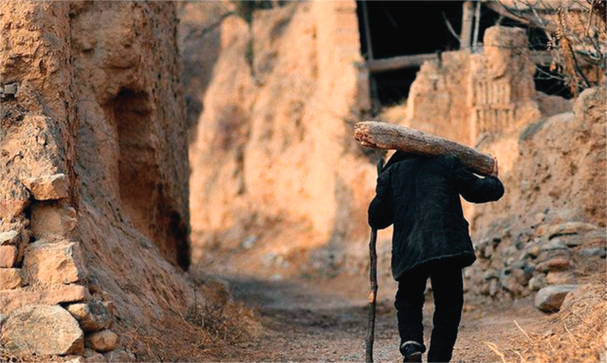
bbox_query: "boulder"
[0,285,90,315]
[64,356,86,363]
[21,173,69,200]
[104,349,135,363]
[528,274,547,291]
[0,183,30,222]
[1,304,84,355]
[84,348,108,363]
[548,222,598,239]
[0,230,20,245]
[67,299,113,332]
[85,329,118,353]
[535,257,573,272]
[0,268,23,289]
[23,240,87,285]
[546,271,577,285]
[535,285,579,312]
[0,245,18,267]
[582,228,606,245]
[579,247,607,258]
[31,203,77,239]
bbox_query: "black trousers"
[394,262,464,363]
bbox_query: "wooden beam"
[367,53,438,74]
[354,121,495,176]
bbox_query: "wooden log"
[367,53,438,74]
[354,121,495,176]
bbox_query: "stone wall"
[1,1,195,359]
[397,25,606,301]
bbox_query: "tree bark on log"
[354,121,495,176]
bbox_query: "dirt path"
[215,274,545,362]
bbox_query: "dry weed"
[186,272,263,347]
[487,285,606,363]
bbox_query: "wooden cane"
[365,158,384,363]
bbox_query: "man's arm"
[368,168,394,229]
[454,156,505,203]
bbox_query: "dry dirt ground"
[210,273,545,363]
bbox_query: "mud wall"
[1,1,195,359]
[189,1,375,277]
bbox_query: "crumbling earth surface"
[205,272,604,363]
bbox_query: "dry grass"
[486,284,606,363]
[117,271,263,362]
[187,276,263,346]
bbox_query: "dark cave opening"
[356,1,572,107]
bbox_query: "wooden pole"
[361,0,374,61]
[461,1,474,51]
[365,158,384,363]
[354,121,495,176]
[472,1,481,53]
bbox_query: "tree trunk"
[354,121,495,176]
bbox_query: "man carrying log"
[362,123,504,363]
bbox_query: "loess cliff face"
[189,1,377,277]
[1,1,196,358]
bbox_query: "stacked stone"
[466,214,606,312]
[0,174,126,362]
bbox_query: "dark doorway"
[356,1,465,106]
[356,1,573,107]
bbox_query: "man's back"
[368,153,504,280]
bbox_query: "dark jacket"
[368,152,504,280]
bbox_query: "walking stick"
[365,158,384,363]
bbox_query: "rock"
[540,239,567,251]
[67,299,113,332]
[528,274,547,291]
[3,83,18,95]
[546,271,577,285]
[85,354,108,363]
[582,228,606,245]
[535,257,573,272]
[535,285,579,312]
[482,269,499,281]
[64,356,86,363]
[31,203,78,239]
[489,279,499,297]
[548,222,598,239]
[21,173,69,200]
[1,304,84,355]
[84,348,108,363]
[0,182,30,222]
[104,349,135,363]
[0,284,90,315]
[85,329,118,352]
[0,245,18,267]
[0,230,20,245]
[558,235,584,247]
[0,268,23,289]
[579,247,607,258]
[23,240,87,285]
[523,245,541,259]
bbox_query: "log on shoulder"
[354,121,495,176]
